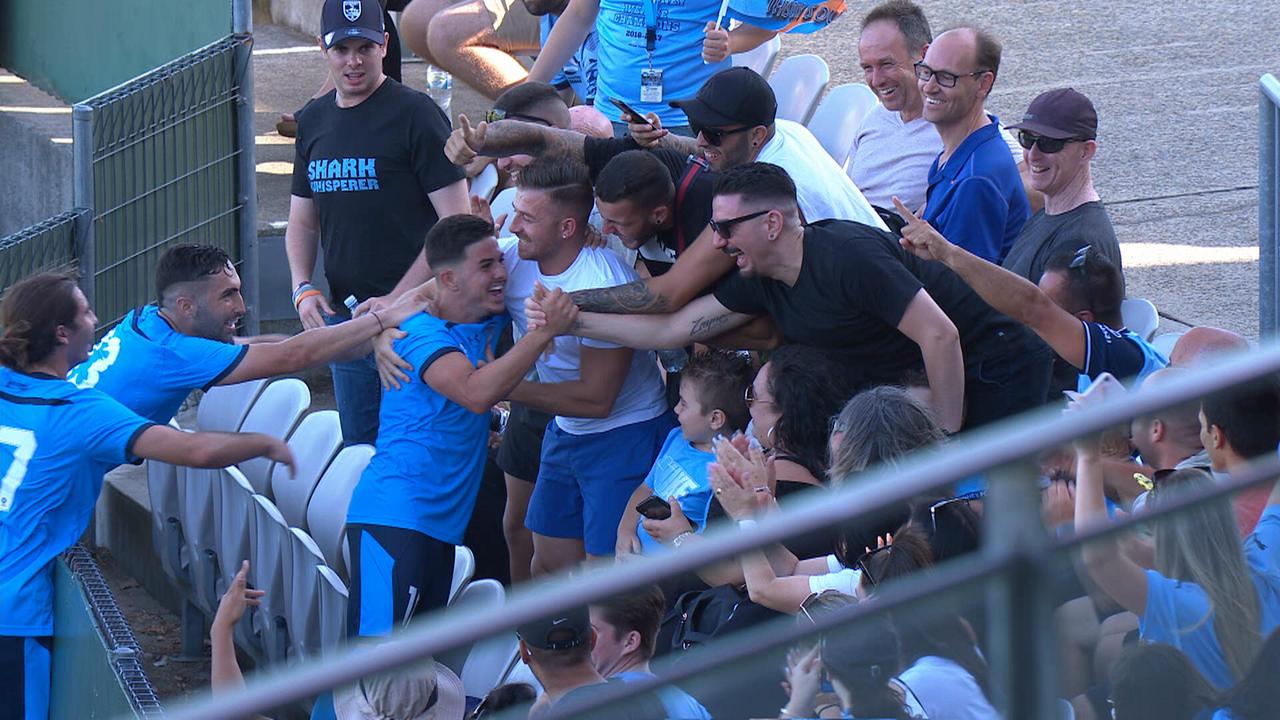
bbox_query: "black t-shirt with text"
[291,79,464,304]
[583,137,713,276]
[712,220,1030,389]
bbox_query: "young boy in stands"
[615,350,754,558]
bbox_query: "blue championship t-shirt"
[1076,321,1167,391]
[542,14,599,104]
[67,305,247,423]
[636,427,714,554]
[346,312,509,545]
[0,368,154,636]
[593,0,729,125]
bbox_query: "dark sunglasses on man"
[710,209,770,240]
[484,108,553,126]
[690,123,754,146]
[1016,130,1087,154]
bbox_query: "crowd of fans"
[4,0,1280,718]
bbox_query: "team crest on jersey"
[343,0,362,22]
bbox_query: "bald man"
[1170,326,1249,367]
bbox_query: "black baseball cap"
[517,606,591,651]
[1007,88,1097,140]
[321,0,386,49]
[670,67,777,129]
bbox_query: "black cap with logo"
[517,606,592,651]
[670,67,778,129]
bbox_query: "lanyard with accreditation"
[640,0,663,102]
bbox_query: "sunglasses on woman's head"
[928,490,985,533]
[855,544,893,588]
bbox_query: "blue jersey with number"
[0,368,154,636]
[1075,322,1167,392]
[592,0,729,125]
[346,312,509,545]
[542,14,599,104]
[67,305,247,424]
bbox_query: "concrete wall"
[256,0,324,37]
[0,71,73,238]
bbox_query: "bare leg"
[400,0,453,66]
[1093,611,1139,686]
[426,0,537,99]
[504,473,536,585]
[1054,595,1101,698]
[530,534,585,576]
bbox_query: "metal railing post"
[233,0,261,335]
[72,104,95,305]
[983,460,1058,719]
[1260,75,1280,338]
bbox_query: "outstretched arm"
[132,425,294,473]
[1075,435,1148,614]
[445,115,588,167]
[570,293,755,350]
[896,197,1089,369]
[527,0,600,83]
[570,224,736,313]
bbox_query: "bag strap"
[674,155,710,254]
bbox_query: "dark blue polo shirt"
[924,115,1030,263]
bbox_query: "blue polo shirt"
[345,312,509,545]
[924,115,1030,263]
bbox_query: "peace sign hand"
[893,196,955,265]
[445,114,488,166]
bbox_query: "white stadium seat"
[306,444,377,579]
[250,494,293,662]
[731,35,781,77]
[287,527,329,660]
[1121,298,1160,342]
[272,410,343,529]
[449,545,476,605]
[768,54,830,124]
[317,565,350,653]
[237,379,311,494]
[452,580,519,698]
[196,379,268,433]
[806,83,878,169]
[1151,331,1185,359]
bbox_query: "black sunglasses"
[485,108,553,126]
[855,544,893,588]
[692,123,754,146]
[913,60,988,88]
[1016,130,1084,154]
[928,490,985,533]
[710,209,770,239]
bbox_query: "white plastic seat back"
[238,379,311,494]
[1151,331,1185,359]
[453,580,518,698]
[249,494,292,661]
[502,654,545,696]
[490,188,517,237]
[196,379,268,432]
[287,527,328,660]
[806,83,878,169]
[731,35,781,77]
[272,410,343,528]
[449,545,476,604]
[317,565,350,653]
[768,54,830,124]
[1121,298,1160,341]
[215,468,257,600]
[178,465,222,615]
[148,420,186,584]
[307,444,377,578]
[471,163,500,202]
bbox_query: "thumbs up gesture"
[445,114,488,166]
[893,195,955,265]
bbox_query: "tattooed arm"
[445,118,587,166]
[570,223,736,313]
[571,293,755,349]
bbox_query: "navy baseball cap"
[1008,88,1098,140]
[321,0,386,49]
[517,606,591,651]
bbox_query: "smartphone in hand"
[610,97,651,127]
[635,494,672,520]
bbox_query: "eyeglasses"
[711,209,770,240]
[691,123,754,146]
[928,490,985,533]
[744,382,774,408]
[485,108,553,126]
[1016,130,1084,154]
[855,544,893,588]
[913,61,989,88]
[1068,245,1098,313]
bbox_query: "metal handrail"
[1260,72,1279,337]
[163,341,1280,720]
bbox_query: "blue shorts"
[526,412,677,556]
[0,635,52,720]
[346,524,456,639]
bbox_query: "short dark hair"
[1201,375,1280,460]
[1043,246,1125,327]
[861,0,932,54]
[154,244,232,305]
[680,350,754,433]
[494,82,566,120]
[0,271,82,370]
[595,151,675,212]
[516,155,595,220]
[424,214,495,268]
[1110,644,1217,720]
[712,162,797,209]
[591,585,666,661]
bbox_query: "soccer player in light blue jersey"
[69,244,426,425]
[0,272,294,719]
[345,215,580,634]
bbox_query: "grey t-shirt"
[1001,201,1121,282]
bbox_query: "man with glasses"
[917,27,1029,263]
[532,163,1052,432]
[898,201,1166,395]
[1001,88,1121,284]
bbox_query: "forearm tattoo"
[690,313,732,339]
[571,281,671,314]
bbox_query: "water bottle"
[426,65,453,115]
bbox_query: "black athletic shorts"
[495,402,553,482]
[346,524,456,639]
[0,635,52,720]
